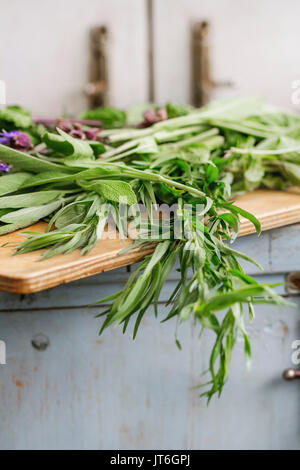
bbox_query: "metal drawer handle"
[86,26,109,108]
[283,368,300,380]
[192,21,234,106]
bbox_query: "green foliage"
[0,172,33,196]
[166,102,192,118]
[80,107,127,128]
[44,129,95,165]
[79,180,137,205]
[0,105,33,129]
[0,97,299,401]
[0,143,68,173]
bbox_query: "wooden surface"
[235,189,300,236]
[0,189,300,294]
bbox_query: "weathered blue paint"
[0,224,300,450]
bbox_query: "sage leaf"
[0,199,62,226]
[0,190,63,209]
[79,180,137,205]
[0,172,32,196]
[0,143,66,173]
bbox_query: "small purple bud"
[85,128,101,141]
[144,109,159,125]
[0,162,10,174]
[57,119,72,133]
[13,133,33,150]
[73,122,83,131]
[70,129,85,140]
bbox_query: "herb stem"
[231,145,300,155]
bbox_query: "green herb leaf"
[0,172,32,196]
[44,129,94,165]
[0,190,63,209]
[221,203,261,236]
[80,107,127,128]
[0,106,33,128]
[0,199,63,226]
[79,180,137,205]
[0,144,66,173]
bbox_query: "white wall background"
[0,0,299,116]
[153,0,300,109]
[0,0,148,116]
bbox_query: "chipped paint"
[14,380,23,388]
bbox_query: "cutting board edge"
[0,189,300,294]
[0,245,156,294]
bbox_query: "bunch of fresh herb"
[0,97,299,400]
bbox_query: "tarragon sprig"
[0,97,299,400]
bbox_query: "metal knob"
[31,334,50,352]
[282,368,300,380]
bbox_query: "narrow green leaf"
[221,203,261,235]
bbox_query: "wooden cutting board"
[0,189,300,294]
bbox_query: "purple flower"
[0,162,10,174]
[139,108,168,128]
[73,122,83,131]
[0,130,20,145]
[57,119,73,133]
[13,132,33,150]
[85,128,101,141]
[144,109,159,125]
[57,120,102,141]
[0,130,32,151]
[70,129,85,140]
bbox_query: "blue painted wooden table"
[0,224,299,450]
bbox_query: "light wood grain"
[0,189,300,294]
[235,189,300,236]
